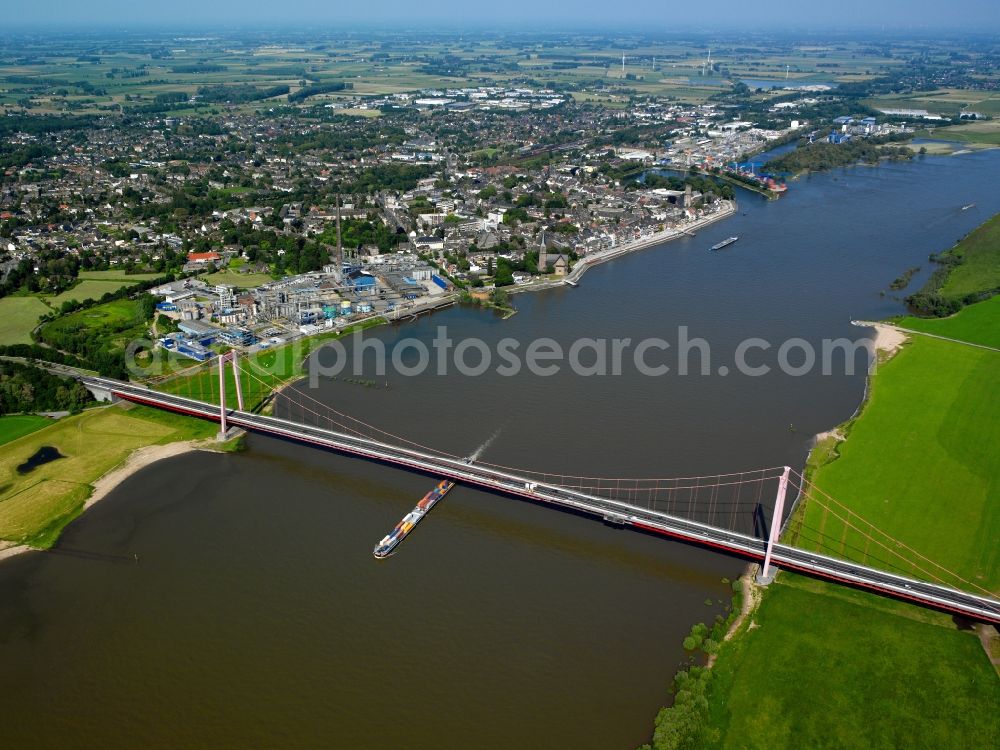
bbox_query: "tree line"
[0,360,93,415]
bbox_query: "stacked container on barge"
[373,479,455,558]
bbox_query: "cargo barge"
[373,479,455,558]
[710,236,738,251]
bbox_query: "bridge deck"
[85,375,1000,624]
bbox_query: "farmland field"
[789,334,1000,591]
[0,296,51,345]
[898,295,1000,349]
[0,34,910,116]
[0,415,54,446]
[704,575,999,750]
[44,278,153,307]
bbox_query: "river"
[1,148,999,749]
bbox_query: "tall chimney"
[335,194,343,279]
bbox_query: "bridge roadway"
[89,376,1000,625]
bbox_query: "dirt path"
[976,624,1000,676]
[706,565,762,668]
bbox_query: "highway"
[86,375,1000,624]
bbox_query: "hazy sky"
[6,0,999,30]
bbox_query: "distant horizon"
[4,0,999,33]
[3,22,1000,38]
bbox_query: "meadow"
[0,404,216,548]
[42,297,143,333]
[936,212,1000,300]
[202,269,276,288]
[898,295,1000,349]
[43,271,163,308]
[919,119,1000,146]
[0,415,53,446]
[0,296,51,345]
[704,575,999,750]
[867,89,1000,117]
[789,333,1000,592]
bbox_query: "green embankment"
[0,404,216,549]
[938,213,1000,300]
[907,212,1000,316]
[703,576,1000,750]
[788,334,1000,591]
[898,294,1000,349]
[0,415,53,446]
[648,296,1000,750]
[919,120,1000,146]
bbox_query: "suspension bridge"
[75,352,1000,624]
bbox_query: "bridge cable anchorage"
[785,470,997,598]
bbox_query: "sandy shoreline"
[0,440,206,564]
[867,323,909,356]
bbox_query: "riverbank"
[793,308,1000,591]
[0,202,740,558]
[725,309,1000,743]
[640,292,1000,748]
[696,573,1000,749]
[0,404,221,559]
[0,439,207,564]
[510,200,737,295]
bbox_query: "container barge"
[373,478,455,558]
[710,236,738,251]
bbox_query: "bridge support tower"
[216,351,247,442]
[757,466,790,585]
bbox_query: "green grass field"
[790,335,1000,592]
[867,89,1000,118]
[0,404,216,548]
[0,415,54,446]
[705,575,999,750]
[0,296,51,345]
[44,279,140,307]
[77,270,162,282]
[919,120,1000,146]
[936,213,1000,300]
[42,297,140,332]
[202,269,276,288]
[898,295,1000,349]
